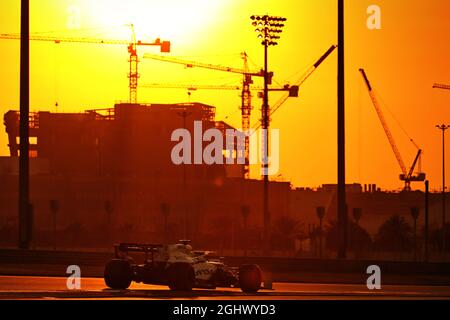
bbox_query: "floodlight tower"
[436,124,450,252]
[250,14,286,255]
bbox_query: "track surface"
[1,276,450,300]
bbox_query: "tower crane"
[433,83,450,91]
[252,45,337,130]
[0,25,171,104]
[359,68,426,191]
[143,52,280,178]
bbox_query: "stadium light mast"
[250,14,286,255]
[19,0,31,249]
[436,124,450,252]
[337,0,348,259]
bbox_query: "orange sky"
[0,0,449,191]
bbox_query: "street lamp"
[160,203,170,243]
[104,200,114,243]
[337,0,347,260]
[49,200,59,250]
[353,208,362,225]
[19,0,31,250]
[250,14,286,255]
[177,110,192,240]
[353,208,362,259]
[241,205,250,256]
[410,206,420,261]
[316,207,326,258]
[436,124,449,252]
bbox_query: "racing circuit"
[2,246,450,300]
[1,276,450,300]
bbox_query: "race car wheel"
[166,263,195,291]
[239,264,262,293]
[104,259,133,290]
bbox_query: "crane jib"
[314,45,337,69]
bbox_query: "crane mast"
[241,52,253,178]
[128,24,139,104]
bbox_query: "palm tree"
[374,215,413,252]
[325,220,372,252]
[270,216,302,252]
[210,216,233,251]
[430,224,450,252]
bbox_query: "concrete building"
[1,103,290,250]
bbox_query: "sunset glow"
[0,0,449,190]
[86,0,226,42]
[1,1,450,305]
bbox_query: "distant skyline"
[0,0,449,191]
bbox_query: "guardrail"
[2,248,450,276]
[0,249,113,266]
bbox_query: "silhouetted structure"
[2,103,290,250]
[5,103,242,179]
[1,103,448,258]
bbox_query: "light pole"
[250,14,286,255]
[436,124,449,252]
[241,205,250,256]
[160,203,170,243]
[353,208,362,225]
[425,180,430,262]
[316,207,326,258]
[19,0,31,249]
[177,110,191,240]
[49,200,59,250]
[337,0,347,260]
[410,206,420,261]
[104,200,113,243]
[353,208,362,259]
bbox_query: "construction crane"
[359,68,426,191]
[141,83,297,93]
[433,83,450,91]
[143,52,277,178]
[143,46,335,176]
[0,24,171,104]
[252,45,337,130]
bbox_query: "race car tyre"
[104,259,133,290]
[239,264,262,293]
[166,263,195,291]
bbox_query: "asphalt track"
[0,276,450,300]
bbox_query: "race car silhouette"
[104,241,262,293]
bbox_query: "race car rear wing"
[114,243,163,257]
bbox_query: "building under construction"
[1,102,291,251]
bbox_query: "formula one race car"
[104,241,262,293]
